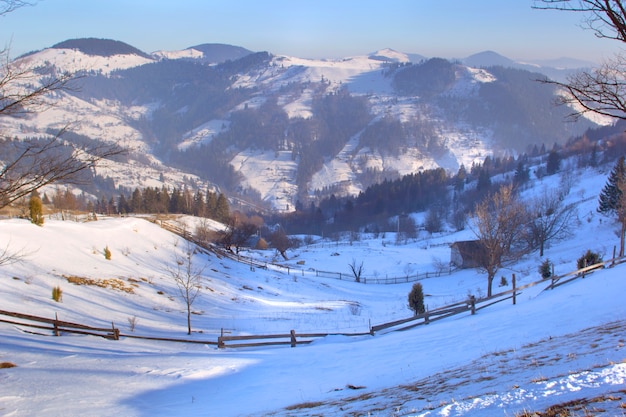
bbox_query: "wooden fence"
[2,257,622,350]
[158,219,452,285]
[0,309,120,340]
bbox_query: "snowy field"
[1,164,625,416]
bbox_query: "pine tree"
[477,168,491,192]
[598,156,626,214]
[215,193,230,223]
[513,161,530,185]
[546,148,561,175]
[598,156,626,257]
[206,191,218,217]
[454,164,466,192]
[408,282,425,316]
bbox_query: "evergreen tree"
[193,190,206,217]
[117,193,129,214]
[598,156,626,214]
[598,156,626,256]
[408,282,425,315]
[454,164,466,192]
[513,160,530,185]
[477,168,491,192]
[546,148,561,175]
[215,193,230,223]
[206,191,218,217]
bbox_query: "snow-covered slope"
[18,47,154,75]
[0,163,625,416]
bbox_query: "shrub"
[499,276,508,287]
[577,250,602,270]
[52,286,62,302]
[408,282,425,315]
[539,258,553,279]
[29,194,44,226]
[104,246,112,260]
[127,316,138,332]
[0,362,17,369]
[255,237,268,250]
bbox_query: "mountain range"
[3,38,608,211]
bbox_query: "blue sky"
[0,0,620,62]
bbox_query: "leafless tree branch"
[533,1,626,43]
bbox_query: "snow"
[18,48,154,75]
[152,48,204,61]
[1,163,626,416]
[230,149,299,211]
[178,119,230,151]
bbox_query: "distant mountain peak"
[52,38,152,59]
[368,48,411,63]
[152,43,254,64]
[463,51,514,68]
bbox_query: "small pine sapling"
[408,282,426,316]
[539,258,553,279]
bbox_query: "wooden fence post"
[512,274,516,305]
[469,295,476,315]
[111,322,119,340]
[54,312,60,336]
[424,309,430,324]
[218,328,225,348]
[612,245,617,267]
[290,330,297,347]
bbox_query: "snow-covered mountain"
[1,38,607,211]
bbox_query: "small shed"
[450,240,486,269]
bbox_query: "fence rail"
[0,309,120,340]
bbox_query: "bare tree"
[533,1,626,43]
[0,2,124,209]
[527,187,578,257]
[348,258,364,283]
[0,1,30,16]
[219,214,258,254]
[268,227,292,260]
[165,239,205,335]
[0,240,31,266]
[471,184,529,297]
[533,1,626,120]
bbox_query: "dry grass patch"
[284,401,325,411]
[515,391,626,417]
[0,362,17,368]
[64,275,135,293]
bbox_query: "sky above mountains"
[0,0,620,63]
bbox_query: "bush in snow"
[539,258,553,279]
[576,250,602,270]
[408,282,425,316]
[52,286,62,302]
[104,246,112,260]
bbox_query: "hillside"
[0,39,605,211]
[1,159,625,416]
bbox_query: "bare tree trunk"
[619,218,626,258]
[187,306,191,335]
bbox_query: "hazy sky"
[0,0,621,62]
